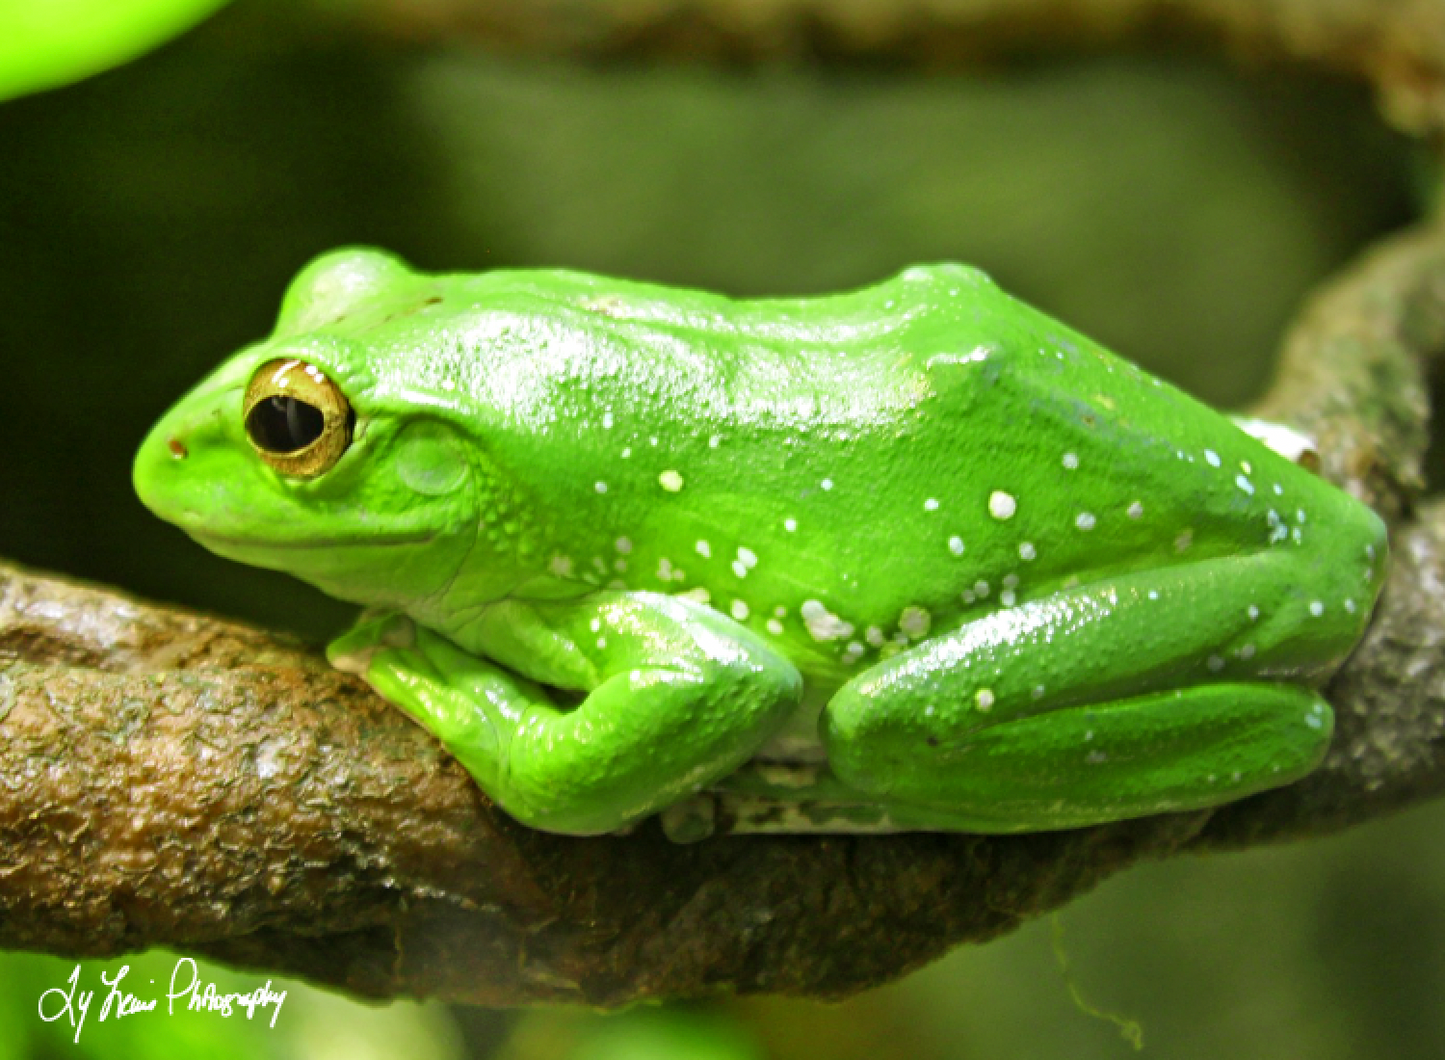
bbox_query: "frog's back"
[355,259,1377,687]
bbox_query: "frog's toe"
[326,612,416,675]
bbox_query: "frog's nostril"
[167,436,188,459]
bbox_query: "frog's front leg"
[823,551,1360,831]
[329,592,803,835]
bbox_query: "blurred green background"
[1,0,1441,1056]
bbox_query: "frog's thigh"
[822,555,1339,829]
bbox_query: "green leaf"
[0,0,231,102]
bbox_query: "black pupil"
[246,396,325,453]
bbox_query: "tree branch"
[4,215,1445,1004]
[344,0,1445,134]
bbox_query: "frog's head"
[134,249,492,610]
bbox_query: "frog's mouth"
[189,529,437,551]
[186,526,453,598]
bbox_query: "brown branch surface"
[3,217,1445,1004]
[342,0,1445,133]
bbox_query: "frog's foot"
[328,593,803,836]
[328,613,533,791]
[822,552,1348,832]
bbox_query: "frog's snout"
[133,393,236,524]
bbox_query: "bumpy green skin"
[134,248,1389,838]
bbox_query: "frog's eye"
[243,358,354,477]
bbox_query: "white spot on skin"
[679,587,711,605]
[550,556,574,577]
[774,605,787,618]
[1175,529,1194,552]
[843,641,866,662]
[900,606,931,639]
[1000,590,1017,607]
[1019,542,1037,561]
[989,491,1017,520]
[961,590,976,605]
[865,625,885,647]
[1033,685,1046,700]
[1344,598,1357,614]
[1075,512,1096,531]
[975,689,995,712]
[821,478,834,491]
[737,547,758,569]
[596,637,607,649]
[657,558,675,581]
[659,470,684,492]
[602,411,614,429]
[595,481,608,493]
[1148,590,1159,600]
[924,498,940,511]
[1310,600,1324,616]
[1062,452,1079,470]
[974,581,990,598]
[732,560,748,578]
[766,618,784,635]
[1296,509,1307,524]
[1086,751,1108,764]
[948,536,965,556]
[801,600,854,642]
[621,447,632,459]
[1239,644,1256,660]
[1208,655,1225,672]
[731,600,750,621]
[1002,574,1019,590]
[614,559,627,572]
[784,518,798,533]
[1273,484,1283,495]
[590,618,601,633]
[1127,501,1144,519]
[1205,450,1222,467]
[615,537,632,554]
[1241,461,1252,474]
[696,540,711,558]
[1305,712,1324,730]
[708,434,721,448]
[1236,474,1255,496]
[1248,605,1260,621]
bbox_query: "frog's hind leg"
[821,551,1356,832]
